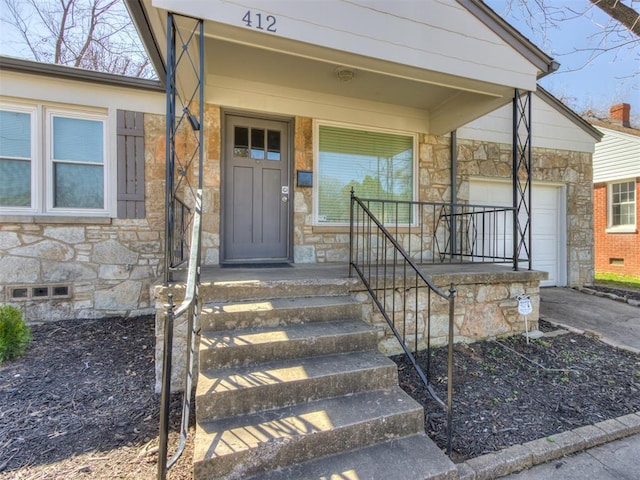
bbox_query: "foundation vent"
[8,285,72,301]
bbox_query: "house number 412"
[242,11,277,32]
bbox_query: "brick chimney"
[610,103,631,128]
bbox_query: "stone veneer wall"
[455,139,594,286]
[0,113,167,322]
[354,271,545,357]
[292,119,593,286]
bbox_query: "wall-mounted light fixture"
[184,107,200,131]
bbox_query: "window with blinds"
[316,124,415,224]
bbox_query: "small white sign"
[517,295,533,315]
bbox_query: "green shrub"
[0,305,31,363]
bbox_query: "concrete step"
[196,350,399,421]
[200,295,364,332]
[193,388,425,480]
[199,319,378,370]
[245,434,456,480]
[197,276,361,303]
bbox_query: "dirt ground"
[1,298,639,478]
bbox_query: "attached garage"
[469,179,567,287]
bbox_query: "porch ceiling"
[204,26,515,134]
[133,1,536,134]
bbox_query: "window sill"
[605,226,637,234]
[0,215,113,225]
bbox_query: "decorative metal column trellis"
[512,89,533,271]
[164,13,204,283]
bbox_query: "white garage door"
[469,181,565,287]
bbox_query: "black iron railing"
[349,191,456,454]
[350,197,519,270]
[158,189,202,480]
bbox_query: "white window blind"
[317,125,414,224]
[0,109,32,207]
[51,115,105,209]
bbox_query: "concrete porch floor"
[172,262,542,285]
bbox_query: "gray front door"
[222,115,290,262]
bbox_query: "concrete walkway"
[540,287,640,354]
[457,287,640,480]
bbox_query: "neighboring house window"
[0,102,108,215]
[316,123,415,225]
[609,180,636,229]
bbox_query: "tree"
[500,0,639,67]
[591,0,640,37]
[0,0,154,79]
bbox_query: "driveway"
[540,287,640,354]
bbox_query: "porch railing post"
[164,12,176,284]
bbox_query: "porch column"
[164,13,205,283]
[512,90,533,271]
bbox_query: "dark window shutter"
[117,110,145,219]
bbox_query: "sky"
[485,0,639,118]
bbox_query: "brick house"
[590,104,640,277]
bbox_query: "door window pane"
[317,125,414,224]
[267,130,281,161]
[234,126,249,157]
[251,128,265,160]
[54,163,104,208]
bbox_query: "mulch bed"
[0,315,193,480]
[393,319,640,462]
[1,305,638,477]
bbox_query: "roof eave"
[0,55,164,92]
[124,0,166,86]
[537,87,604,142]
[457,0,558,79]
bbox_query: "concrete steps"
[193,278,455,479]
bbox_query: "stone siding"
[0,113,167,322]
[354,271,545,356]
[292,121,594,286]
[456,139,594,286]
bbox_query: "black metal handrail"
[158,189,202,480]
[349,191,456,454]
[351,197,519,270]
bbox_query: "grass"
[594,272,640,291]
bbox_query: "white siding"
[592,127,640,183]
[458,93,598,153]
[153,0,539,90]
[0,71,165,115]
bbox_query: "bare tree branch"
[590,0,640,36]
[0,0,154,78]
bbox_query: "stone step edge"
[195,351,399,420]
[200,318,375,349]
[199,319,377,368]
[193,388,425,478]
[244,434,456,480]
[203,294,364,309]
[457,411,640,480]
